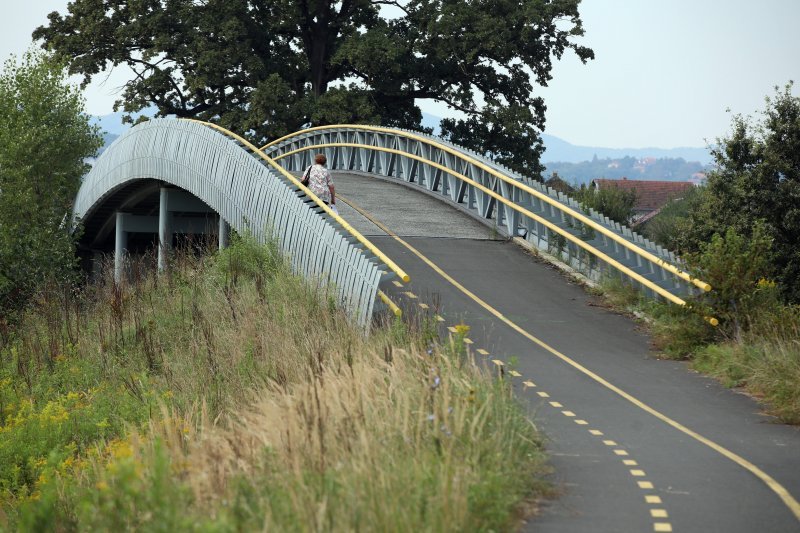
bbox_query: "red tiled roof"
[592,179,694,212]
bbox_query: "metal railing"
[75,119,403,328]
[262,125,713,313]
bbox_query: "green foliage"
[0,50,102,315]
[687,223,778,338]
[574,183,637,225]
[693,333,800,424]
[212,232,284,285]
[34,0,593,176]
[2,240,548,529]
[640,185,705,250]
[680,83,800,302]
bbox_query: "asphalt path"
[333,172,800,533]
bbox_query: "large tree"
[33,0,593,176]
[0,51,102,314]
[679,83,800,303]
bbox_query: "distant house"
[591,178,695,225]
[545,174,574,194]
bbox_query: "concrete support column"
[158,187,171,271]
[218,216,230,250]
[114,212,127,283]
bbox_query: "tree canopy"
[33,0,593,176]
[0,51,102,314]
[679,83,800,303]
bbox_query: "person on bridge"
[302,153,337,214]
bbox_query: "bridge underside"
[77,179,228,278]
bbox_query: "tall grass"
[1,237,547,530]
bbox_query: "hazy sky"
[2,1,798,148]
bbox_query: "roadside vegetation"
[0,50,101,319]
[0,237,547,530]
[599,84,800,424]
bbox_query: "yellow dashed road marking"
[447,326,457,333]
[418,302,429,309]
[650,509,668,518]
[574,419,588,425]
[624,460,638,466]
[630,469,646,477]
[562,411,576,417]
[654,523,673,532]
[603,440,618,446]
[614,449,629,456]
[477,348,489,355]
[509,370,522,377]
[537,391,550,398]
[589,429,604,436]
[491,359,504,367]
[645,495,663,504]
[435,315,445,322]
[463,338,474,344]
[638,481,654,489]
[338,196,800,523]
[523,380,536,388]
[549,402,563,408]
[392,280,404,288]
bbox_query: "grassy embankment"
[0,237,547,530]
[596,277,800,424]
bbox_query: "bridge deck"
[335,171,800,533]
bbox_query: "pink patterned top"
[305,164,333,204]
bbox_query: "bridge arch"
[75,119,402,328]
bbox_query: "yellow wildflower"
[454,323,470,336]
[108,438,133,460]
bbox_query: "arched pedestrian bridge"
[75,118,800,532]
[76,118,708,328]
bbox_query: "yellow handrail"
[377,289,402,317]
[274,142,695,308]
[185,119,410,283]
[262,124,711,293]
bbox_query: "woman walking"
[302,153,336,213]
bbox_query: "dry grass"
[4,237,547,531]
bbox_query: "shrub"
[687,223,778,339]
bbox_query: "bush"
[575,183,636,225]
[640,186,705,250]
[0,50,102,317]
[681,83,800,303]
[687,223,778,339]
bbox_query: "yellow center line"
[336,193,800,523]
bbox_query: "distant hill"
[421,112,712,166]
[543,156,706,186]
[540,133,713,166]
